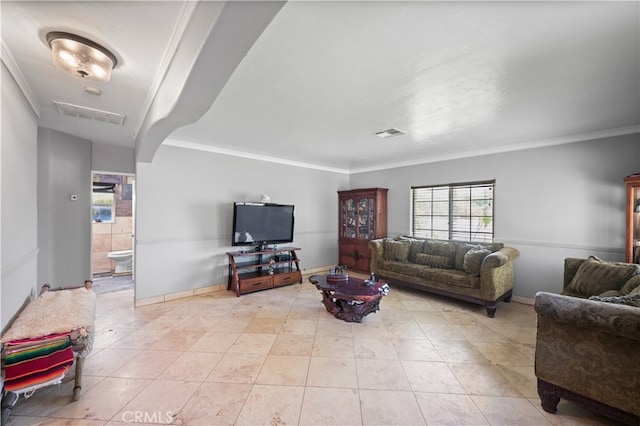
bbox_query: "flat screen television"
[232,202,295,249]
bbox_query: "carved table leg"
[320,291,381,323]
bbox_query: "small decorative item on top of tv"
[232,202,295,250]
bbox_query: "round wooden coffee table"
[308,274,390,323]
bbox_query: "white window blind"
[411,180,494,242]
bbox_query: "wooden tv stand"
[226,247,302,296]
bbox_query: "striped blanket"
[3,334,74,395]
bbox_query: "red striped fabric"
[3,364,73,392]
[4,345,74,380]
[3,334,75,393]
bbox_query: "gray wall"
[92,143,135,174]
[2,50,638,325]
[37,129,93,287]
[134,144,349,300]
[1,64,39,330]
[350,135,640,298]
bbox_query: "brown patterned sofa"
[534,256,640,425]
[368,237,519,317]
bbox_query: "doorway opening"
[91,171,135,295]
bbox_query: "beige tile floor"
[6,273,621,425]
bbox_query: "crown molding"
[349,125,640,174]
[1,40,41,117]
[165,125,639,175]
[163,138,350,174]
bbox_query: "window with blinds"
[411,180,494,242]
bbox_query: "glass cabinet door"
[342,197,357,239]
[357,197,376,240]
[625,175,640,264]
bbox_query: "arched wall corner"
[135,0,286,164]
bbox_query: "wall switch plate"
[70,194,78,201]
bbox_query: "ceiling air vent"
[53,101,126,126]
[375,128,406,138]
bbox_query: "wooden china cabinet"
[338,188,388,273]
[624,174,640,263]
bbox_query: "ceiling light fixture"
[46,31,118,82]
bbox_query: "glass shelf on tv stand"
[226,247,302,296]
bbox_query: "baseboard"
[302,266,332,275]
[133,266,332,307]
[511,295,535,305]
[135,283,226,307]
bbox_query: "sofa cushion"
[462,246,491,276]
[620,273,640,295]
[588,293,640,307]
[420,267,480,289]
[598,290,622,297]
[567,256,640,297]
[383,239,410,262]
[415,253,452,269]
[423,241,455,267]
[560,288,584,298]
[380,260,425,276]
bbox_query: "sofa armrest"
[483,247,519,268]
[479,247,519,300]
[534,291,640,341]
[368,239,385,273]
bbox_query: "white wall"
[135,144,349,300]
[350,135,640,298]
[1,64,39,330]
[37,129,92,287]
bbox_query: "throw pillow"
[567,256,640,297]
[415,253,453,269]
[588,293,640,307]
[620,273,640,295]
[383,239,411,262]
[398,237,425,262]
[462,246,491,276]
[455,244,476,270]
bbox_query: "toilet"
[107,250,133,274]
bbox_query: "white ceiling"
[3,1,639,173]
[2,1,189,147]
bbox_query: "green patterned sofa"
[368,237,520,317]
[534,256,640,425]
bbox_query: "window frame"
[410,180,495,242]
